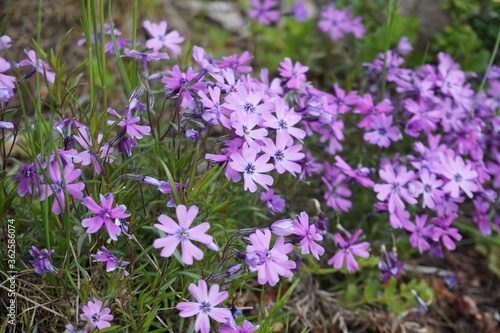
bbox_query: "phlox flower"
[224,85,273,118]
[374,164,417,213]
[292,212,324,259]
[245,229,296,286]
[91,246,129,275]
[260,189,285,215]
[334,155,374,188]
[331,83,358,114]
[81,193,131,241]
[435,192,464,217]
[261,136,304,176]
[247,0,280,25]
[404,214,434,253]
[229,143,274,193]
[19,49,55,83]
[231,111,268,144]
[11,163,39,196]
[198,86,223,124]
[353,93,393,130]
[416,170,444,209]
[176,280,232,333]
[262,97,306,146]
[80,300,113,330]
[363,114,402,148]
[318,6,365,40]
[29,246,56,274]
[0,85,14,102]
[73,128,114,175]
[322,174,352,212]
[431,213,462,251]
[396,36,413,55]
[39,162,85,215]
[328,229,370,272]
[143,20,184,54]
[278,57,308,90]
[269,219,294,236]
[153,205,212,265]
[473,198,491,236]
[216,51,253,74]
[436,151,478,198]
[107,107,151,140]
[292,1,308,22]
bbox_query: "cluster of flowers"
[247,1,365,41]
[4,2,498,330]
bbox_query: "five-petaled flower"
[153,205,213,265]
[176,280,232,333]
[29,246,56,274]
[327,229,370,272]
[80,300,113,330]
[81,193,131,241]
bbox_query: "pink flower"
[229,143,274,193]
[19,49,55,83]
[261,136,304,176]
[81,193,131,240]
[431,214,462,251]
[363,114,402,148]
[245,229,296,286]
[143,20,184,55]
[176,280,232,333]
[153,205,212,265]
[292,212,324,259]
[278,57,308,90]
[374,164,417,213]
[39,162,85,215]
[404,215,434,253]
[107,107,151,140]
[436,151,478,198]
[80,300,113,330]
[247,0,280,25]
[262,97,306,146]
[327,229,370,272]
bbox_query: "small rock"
[457,295,479,317]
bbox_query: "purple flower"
[473,198,491,236]
[278,57,308,90]
[176,280,232,333]
[81,193,131,241]
[143,20,184,55]
[185,129,200,141]
[153,205,213,265]
[261,137,304,176]
[229,143,274,193]
[363,114,402,148]
[0,35,12,49]
[404,214,434,253]
[29,246,56,274]
[396,36,413,55]
[11,163,39,196]
[73,129,114,175]
[269,219,294,236]
[18,49,55,83]
[39,162,85,215]
[91,246,129,275]
[431,213,462,251]
[374,164,417,213]
[219,320,260,333]
[334,155,374,188]
[216,51,253,74]
[292,1,308,22]
[260,189,285,215]
[79,300,113,330]
[247,0,280,25]
[107,107,151,140]
[436,151,478,198]
[327,229,370,272]
[245,229,296,286]
[0,85,14,102]
[318,6,365,40]
[416,170,444,209]
[322,173,352,212]
[262,97,305,147]
[292,212,324,259]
